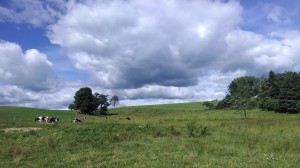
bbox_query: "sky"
[0,0,300,109]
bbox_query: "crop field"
[0,103,300,168]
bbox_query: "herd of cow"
[34,116,82,124]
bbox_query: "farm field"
[0,103,300,168]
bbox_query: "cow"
[44,116,49,123]
[35,116,58,124]
[72,118,82,122]
[35,116,45,122]
[49,117,59,124]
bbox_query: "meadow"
[0,103,299,168]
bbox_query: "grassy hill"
[0,103,300,167]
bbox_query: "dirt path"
[3,127,42,133]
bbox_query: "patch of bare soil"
[3,127,42,133]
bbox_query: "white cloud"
[263,3,292,24]
[2,0,300,109]
[0,83,80,109]
[122,85,195,100]
[222,30,300,73]
[47,0,243,89]
[45,0,300,107]
[0,40,54,90]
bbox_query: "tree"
[222,76,260,118]
[277,72,300,113]
[258,71,300,113]
[216,94,232,109]
[258,74,279,111]
[203,101,215,110]
[94,93,110,115]
[231,84,251,118]
[110,95,119,108]
[68,103,76,110]
[74,87,97,115]
[232,96,257,119]
[220,71,300,114]
[228,76,260,97]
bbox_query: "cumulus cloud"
[106,69,246,104]
[0,83,80,109]
[222,30,300,74]
[2,0,300,108]
[48,0,243,89]
[45,0,300,104]
[0,40,54,90]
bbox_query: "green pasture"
[0,104,299,168]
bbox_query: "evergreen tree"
[219,71,300,114]
[268,71,280,98]
[258,74,279,111]
[277,72,300,113]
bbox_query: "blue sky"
[0,0,299,109]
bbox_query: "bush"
[259,97,279,111]
[216,95,232,109]
[187,122,197,137]
[203,101,215,110]
[186,122,213,137]
[169,126,181,136]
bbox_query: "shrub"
[186,122,213,137]
[203,101,215,110]
[169,125,181,136]
[187,122,197,137]
[259,97,279,111]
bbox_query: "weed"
[187,122,198,137]
[169,125,181,136]
[186,122,213,137]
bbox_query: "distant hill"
[0,102,211,123]
[121,102,207,111]
[0,106,76,123]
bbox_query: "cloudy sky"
[0,0,299,109]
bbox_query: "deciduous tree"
[110,95,119,108]
[74,87,97,114]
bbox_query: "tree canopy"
[217,71,300,114]
[110,95,119,108]
[74,87,97,115]
[68,103,76,110]
[72,87,117,115]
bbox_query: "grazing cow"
[44,116,49,123]
[35,116,58,124]
[35,116,44,122]
[126,117,131,120]
[49,117,59,124]
[72,118,82,122]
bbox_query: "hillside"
[0,104,299,167]
[0,106,76,124]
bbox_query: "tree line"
[214,71,300,114]
[68,87,119,115]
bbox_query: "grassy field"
[0,103,299,168]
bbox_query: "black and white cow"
[35,116,50,122]
[49,117,59,124]
[35,116,45,122]
[72,118,82,122]
[44,116,49,123]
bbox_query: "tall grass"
[0,105,299,167]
